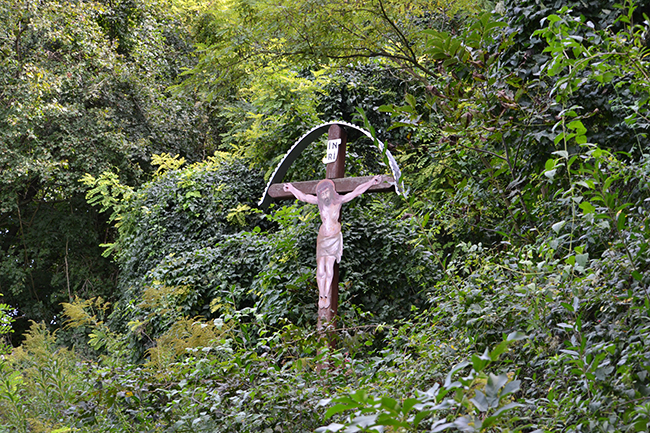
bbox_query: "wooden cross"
[266,125,395,334]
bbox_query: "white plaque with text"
[322,139,341,164]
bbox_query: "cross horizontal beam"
[267,175,396,201]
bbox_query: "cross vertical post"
[318,125,347,335]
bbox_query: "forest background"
[2,0,650,431]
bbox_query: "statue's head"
[316,179,336,204]
[316,179,335,194]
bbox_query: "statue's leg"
[316,256,327,307]
[316,256,336,309]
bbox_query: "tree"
[0,0,209,339]
[178,0,480,99]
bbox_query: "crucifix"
[266,125,396,334]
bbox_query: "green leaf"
[444,361,469,387]
[470,390,488,411]
[506,331,528,341]
[380,396,399,412]
[405,93,416,108]
[402,398,420,414]
[617,211,627,231]
[579,201,596,214]
[546,14,562,24]
[375,414,409,428]
[325,403,357,419]
[412,410,432,427]
[487,402,524,422]
[552,220,566,233]
[560,302,574,313]
[568,120,587,135]
[489,341,509,360]
[471,353,488,373]
[545,158,557,171]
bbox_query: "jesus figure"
[283,175,382,311]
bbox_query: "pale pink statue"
[283,175,382,310]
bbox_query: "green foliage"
[114,155,265,280]
[214,65,331,166]
[531,1,650,153]
[0,303,13,355]
[318,332,527,433]
[180,0,480,100]
[174,0,485,175]
[5,1,650,433]
[0,0,212,337]
[93,155,436,356]
[0,322,88,433]
[81,171,135,225]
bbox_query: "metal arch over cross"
[259,122,406,335]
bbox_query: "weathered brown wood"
[268,175,395,200]
[325,124,347,179]
[317,126,348,337]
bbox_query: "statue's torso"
[318,202,341,237]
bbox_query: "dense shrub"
[83,154,437,359]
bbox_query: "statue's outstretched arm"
[283,183,319,204]
[341,175,382,203]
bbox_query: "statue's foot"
[319,295,330,309]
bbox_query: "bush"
[83,154,437,360]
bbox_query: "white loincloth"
[316,231,343,263]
